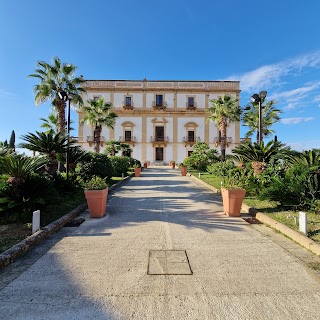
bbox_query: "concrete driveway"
[1,167,320,319]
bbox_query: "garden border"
[0,174,134,270]
[188,173,320,257]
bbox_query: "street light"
[250,91,267,143]
[58,90,74,180]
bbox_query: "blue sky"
[1,0,320,151]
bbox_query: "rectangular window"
[188,131,195,142]
[125,96,132,107]
[188,151,193,157]
[188,97,194,108]
[156,95,163,107]
[125,130,132,142]
[155,126,164,141]
[93,96,100,101]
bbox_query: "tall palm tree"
[81,98,118,153]
[242,98,281,143]
[40,110,74,135]
[208,94,241,161]
[28,57,86,133]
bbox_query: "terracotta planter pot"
[147,161,150,166]
[144,163,148,169]
[221,188,246,217]
[171,163,175,169]
[181,166,187,176]
[84,188,108,218]
[134,167,141,177]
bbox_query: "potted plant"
[133,164,141,177]
[180,163,187,176]
[220,176,246,217]
[143,162,148,169]
[170,161,176,169]
[84,175,108,218]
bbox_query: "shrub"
[207,160,236,177]
[109,156,131,177]
[83,175,107,190]
[0,173,56,222]
[75,152,114,182]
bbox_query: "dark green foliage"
[109,156,131,177]
[51,172,78,194]
[183,142,219,171]
[207,160,236,177]
[75,152,114,182]
[9,130,15,150]
[259,164,320,211]
[3,140,8,147]
[0,173,56,222]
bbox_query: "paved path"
[1,167,320,319]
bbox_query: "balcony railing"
[119,136,137,146]
[240,138,252,144]
[182,136,201,146]
[213,137,232,147]
[122,101,134,110]
[186,102,197,110]
[152,101,167,110]
[86,136,106,147]
[150,136,170,146]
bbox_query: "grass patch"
[191,171,320,243]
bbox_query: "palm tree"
[242,98,281,143]
[231,140,287,175]
[81,98,118,153]
[40,110,74,135]
[19,131,70,175]
[28,57,86,133]
[208,94,241,161]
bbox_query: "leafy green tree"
[242,98,281,143]
[81,98,118,153]
[183,142,219,171]
[3,140,8,147]
[28,57,86,133]
[208,94,241,161]
[9,130,15,150]
[104,140,122,156]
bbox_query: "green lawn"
[189,171,320,243]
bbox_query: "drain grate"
[243,217,262,224]
[148,250,193,275]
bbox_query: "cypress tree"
[9,130,15,150]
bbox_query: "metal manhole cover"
[243,217,262,224]
[148,250,193,275]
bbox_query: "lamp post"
[58,90,74,180]
[250,91,267,143]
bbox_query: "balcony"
[86,136,106,147]
[213,137,232,147]
[152,101,167,110]
[150,136,170,147]
[240,138,252,144]
[183,136,201,147]
[119,136,137,146]
[186,102,197,110]
[122,101,134,110]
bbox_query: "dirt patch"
[0,224,32,254]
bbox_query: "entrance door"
[155,147,164,161]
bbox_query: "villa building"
[77,79,241,164]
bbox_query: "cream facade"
[78,80,241,164]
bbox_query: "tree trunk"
[94,125,102,153]
[56,100,66,133]
[256,130,259,143]
[220,118,227,161]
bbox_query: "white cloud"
[280,117,315,124]
[228,50,320,92]
[314,95,320,102]
[0,89,14,97]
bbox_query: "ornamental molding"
[151,117,168,124]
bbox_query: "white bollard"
[199,172,201,178]
[299,211,307,235]
[122,173,124,178]
[32,210,40,234]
